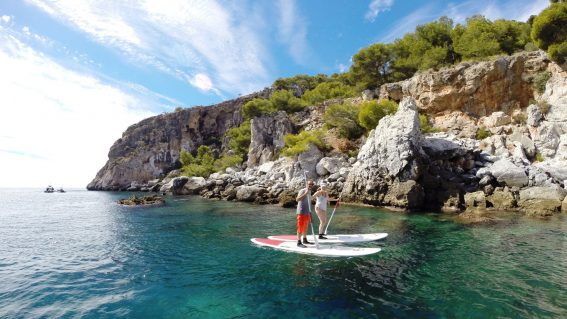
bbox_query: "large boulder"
[159,176,189,194]
[342,97,423,207]
[297,143,324,180]
[518,186,567,216]
[180,177,207,194]
[235,185,267,202]
[479,111,511,128]
[488,158,528,188]
[486,188,517,210]
[421,133,477,160]
[316,156,348,176]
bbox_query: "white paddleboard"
[267,233,388,244]
[251,238,381,257]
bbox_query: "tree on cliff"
[349,43,392,90]
[531,1,567,63]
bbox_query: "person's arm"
[312,189,322,198]
[296,188,307,201]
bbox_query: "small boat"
[57,188,65,193]
[44,185,55,193]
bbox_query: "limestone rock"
[181,177,207,194]
[421,133,477,160]
[527,104,542,127]
[486,189,517,210]
[378,51,548,117]
[383,180,424,209]
[342,97,423,207]
[464,191,486,209]
[247,111,294,167]
[297,143,324,180]
[508,131,536,158]
[488,158,528,187]
[236,185,267,202]
[518,186,567,216]
[159,176,189,194]
[480,111,511,128]
[315,156,348,176]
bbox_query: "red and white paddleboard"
[268,233,388,244]
[250,238,381,257]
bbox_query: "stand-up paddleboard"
[268,233,388,244]
[251,238,381,257]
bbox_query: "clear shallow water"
[0,189,566,318]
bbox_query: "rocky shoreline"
[88,51,567,219]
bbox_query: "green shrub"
[548,41,567,64]
[476,127,492,140]
[324,103,364,139]
[213,154,243,172]
[531,2,567,63]
[242,98,274,119]
[533,71,552,94]
[358,99,398,130]
[419,114,441,134]
[301,81,357,105]
[534,153,545,162]
[538,100,550,115]
[226,120,251,158]
[281,129,328,157]
[180,145,214,177]
[174,106,184,112]
[270,90,306,113]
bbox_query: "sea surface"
[0,188,566,319]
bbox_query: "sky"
[0,0,549,188]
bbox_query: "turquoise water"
[0,189,566,318]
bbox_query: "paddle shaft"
[303,172,319,249]
[324,196,341,235]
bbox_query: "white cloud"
[0,33,157,188]
[1,15,11,24]
[444,0,548,24]
[25,0,272,96]
[22,26,30,35]
[190,73,214,92]
[277,0,313,65]
[365,0,394,22]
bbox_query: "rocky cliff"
[89,51,567,218]
[87,89,270,190]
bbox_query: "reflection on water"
[0,189,566,318]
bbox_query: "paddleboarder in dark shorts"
[296,179,315,248]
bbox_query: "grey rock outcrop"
[488,158,528,188]
[247,111,294,167]
[342,97,423,208]
[518,186,567,216]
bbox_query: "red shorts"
[296,214,311,234]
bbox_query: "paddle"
[303,171,319,249]
[324,195,341,235]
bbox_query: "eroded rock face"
[247,111,294,167]
[378,51,548,117]
[342,97,423,208]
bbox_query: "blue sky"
[0,0,549,187]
